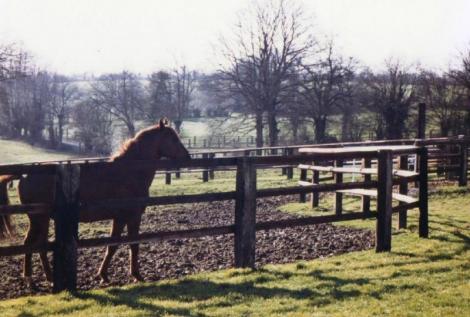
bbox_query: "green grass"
[0,139,76,164]
[0,185,469,316]
[150,168,301,196]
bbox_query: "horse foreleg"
[22,220,36,284]
[39,252,52,283]
[127,213,143,282]
[97,219,125,283]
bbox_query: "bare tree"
[146,71,174,123]
[361,60,417,140]
[91,71,144,137]
[218,0,315,147]
[451,48,470,94]
[450,47,470,133]
[419,71,465,136]
[45,74,80,146]
[298,41,356,143]
[172,65,196,133]
[73,98,113,154]
[0,47,35,137]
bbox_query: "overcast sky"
[1,0,469,75]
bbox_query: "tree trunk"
[126,122,136,137]
[341,112,351,142]
[267,111,278,147]
[314,117,327,143]
[58,115,64,144]
[440,121,450,137]
[48,125,57,148]
[174,120,182,134]
[255,111,263,147]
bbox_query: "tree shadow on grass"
[67,265,430,315]
[69,279,320,317]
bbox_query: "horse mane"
[111,124,164,162]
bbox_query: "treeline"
[208,0,470,147]
[0,47,197,154]
[1,0,470,154]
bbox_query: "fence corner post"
[376,150,393,252]
[419,147,429,238]
[234,157,257,268]
[53,163,80,293]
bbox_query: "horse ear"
[159,117,169,128]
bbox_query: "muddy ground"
[0,196,374,299]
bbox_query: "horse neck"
[113,135,161,163]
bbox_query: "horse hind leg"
[23,216,51,286]
[97,218,125,284]
[23,222,36,286]
[127,213,143,282]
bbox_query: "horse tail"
[0,175,19,240]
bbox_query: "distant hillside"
[0,139,77,164]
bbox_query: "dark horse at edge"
[0,119,190,285]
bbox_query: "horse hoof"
[24,277,36,289]
[96,273,109,284]
[131,274,144,283]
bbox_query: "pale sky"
[1,0,469,75]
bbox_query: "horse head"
[155,118,190,160]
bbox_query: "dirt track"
[0,196,374,299]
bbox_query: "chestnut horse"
[0,119,190,284]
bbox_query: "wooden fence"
[0,142,439,293]
[169,136,470,185]
[14,136,469,186]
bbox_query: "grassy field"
[0,183,468,316]
[0,139,76,164]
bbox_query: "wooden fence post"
[175,168,181,179]
[418,147,429,238]
[53,163,80,293]
[398,155,408,229]
[234,157,257,268]
[376,150,393,252]
[209,153,215,180]
[458,141,468,187]
[362,158,371,216]
[165,170,172,185]
[334,159,343,216]
[282,148,287,175]
[311,160,320,208]
[299,168,307,203]
[202,153,209,182]
[286,148,294,179]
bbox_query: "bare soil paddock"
[0,196,374,299]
